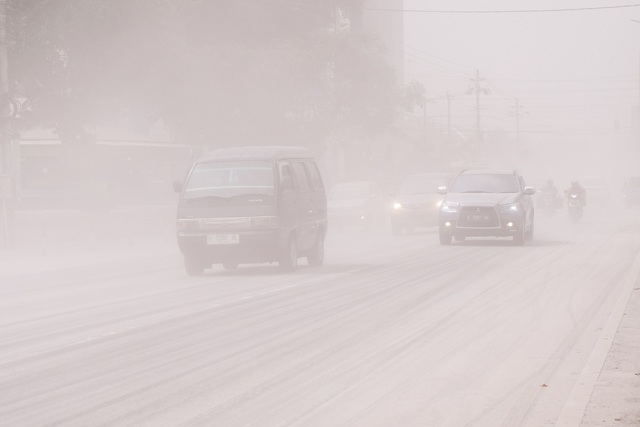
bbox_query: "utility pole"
[0,0,12,249]
[467,69,490,158]
[629,20,640,161]
[423,94,427,132]
[515,98,520,152]
[475,69,481,145]
[509,98,528,162]
[447,92,451,135]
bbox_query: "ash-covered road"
[1,208,638,426]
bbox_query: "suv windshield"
[184,161,275,201]
[449,173,519,193]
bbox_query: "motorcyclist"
[541,180,559,198]
[566,180,587,206]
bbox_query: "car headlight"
[500,203,520,212]
[440,202,459,213]
[393,202,403,210]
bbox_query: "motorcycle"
[567,192,584,222]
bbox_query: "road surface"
[1,207,638,426]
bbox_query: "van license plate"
[207,234,240,245]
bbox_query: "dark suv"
[438,169,536,245]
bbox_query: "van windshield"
[184,161,275,200]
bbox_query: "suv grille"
[458,206,500,228]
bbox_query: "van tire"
[279,236,297,272]
[184,255,205,276]
[307,231,325,267]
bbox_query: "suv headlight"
[500,203,520,212]
[440,202,459,213]
[393,202,403,210]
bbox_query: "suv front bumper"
[439,207,525,238]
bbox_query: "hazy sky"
[404,0,640,137]
[400,0,640,180]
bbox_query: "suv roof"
[459,169,517,175]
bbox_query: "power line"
[364,4,640,14]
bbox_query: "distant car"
[390,172,452,234]
[438,169,536,245]
[622,176,640,208]
[327,181,386,228]
[577,176,608,206]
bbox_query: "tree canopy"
[7,0,419,149]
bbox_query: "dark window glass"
[291,162,310,191]
[305,161,324,190]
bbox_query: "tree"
[6,0,406,154]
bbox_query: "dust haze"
[2,1,637,256]
[2,3,640,425]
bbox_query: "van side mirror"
[437,186,447,195]
[172,180,183,193]
[524,186,536,195]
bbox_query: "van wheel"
[279,236,297,272]
[184,255,205,276]
[307,231,325,267]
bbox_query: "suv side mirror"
[437,186,447,195]
[172,180,183,193]
[524,186,536,195]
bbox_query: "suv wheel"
[512,227,525,246]
[439,230,453,245]
[526,220,534,242]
